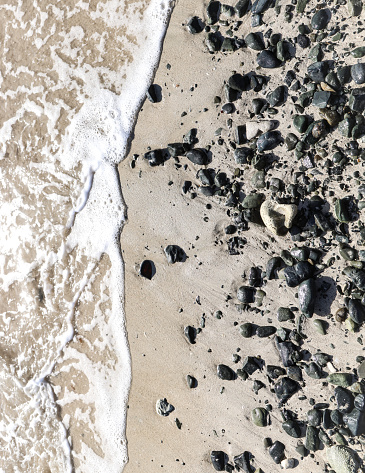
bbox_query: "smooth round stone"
[252,407,268,427]
[187,375,198,388]
[298,278,316,318]
[285,133,298,151]
[187,16,204,34]
[240,322,253,338]
[277,307,295,322]
[211,451,228,471]
[304,362,322,379]
[245,32,265,50]
[256,50,281,68]
[351,63,365,84]
[311,8,331,30]
[140,260,155,279]
[256,130,282,152]
[313,319,326,335]
[237,286,256,303]
[307,408,322,427]
[217,364,235,380]
[222,103,235,114]
[269,441,285,464]
[293,115,308,134]
[228,73,249,92]
[282,420,302,438]
[256,325,276,337]
[186,148,209,165]
[242,193,265,209]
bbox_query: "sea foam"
[0,0,171,471]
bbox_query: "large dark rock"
[344,408,365,436]
[234,147,253,164]
[335,386,355,413]
[217,364,235,380]
[348,299,365,324]
[256,50,282,68]
[228,73,250,92]
[311,8,331,30]
[282,420,302,438]
[307,61,330,82]
[352,63,365,84]
[275,376,299,402]
[245,32,265,51]
[284,261,313,287]
[164,245,186,263]
[269,441,285,464]
[206,1,221,24]
[298,278,316,318]
[256,131,282,151]
[211,451,228,471]
[186,148,209,165]
[234,0,250,16]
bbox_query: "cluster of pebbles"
[131,0,365,471]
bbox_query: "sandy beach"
[121,0,365,471]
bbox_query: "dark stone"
[211,451,228,471]
[287,365,303,382]
[245,32,265,51]
[351,63,365,84]
[343,267,365,291]
[197,168,214,185]
[147,84,161,103]
[267,365,286,379]
[156,398,174,416]
[233,451,253,473]
[256,131,282,152]
[330,409,343,425]
[285,133,299,151]
[186,149,208,165]
[242,356,260,375]
[206,32,222,52]
[266,256,282,280]
[235,125,247,145]
[267,86,286,107]
[307,409,322,427]
[297,34,310,48]
[337,65,352,85]
[240,322,253,338]
[307,61,330,83]
[284,262,313,287]
[237,286,256,303]
[228,73,250,92]
[323,409,335,430]
[275,376,299,402]
[206,1,221,24]
[276,340,300,367]
[304,361,322,378]
[144,149,165,166]
[257,325,276,338]
[234,147,253,164]
[217,364,235,380]
[348,88,365,112]
[305,426,319,451]
[312,91,331,108]
[234,0,250,16]
[282,420,302,438]
[164,245,186,263]
[167,143,187,157]
[311,8,331,30]
[221,37,236,52]
[184,326,197,344]
[187,375,198,388]
[354,394,365,411]
[225,225,237,235]
[298,279,316,318]
[269,441,285,464]
[256,50,282,68]
[187,16,204,34]
[335,387,354,413]
[348,299,365,324]
[139,260,155,280]
[277,307,295,322]
[252,98,266,114]
[343,408,365,436]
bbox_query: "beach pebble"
[234,147,253,164]
[233,452,252,472]
[307,61,330,83]
[327,445,361,473]
[245,32,265,51]
[307,409,322,427]
[313,319,326,335]
[269,441,285,464]
[206,1,221,24]
[275,376,298,402]
[252,407,268,427]
[351,63,365,84]
[144,149,165,166]
[242,356,260,375]
[354,394,365,410]
[246,120,276,140]
[187,375,198,388]
[217,364,235,380]
[139,260,155,280]
[210,451,228,471]
[348,0,363,16]
[276,340,300,367]
[237,286,256,303]
[298,278,316,318]
[335,387,354,413]
[348,299,365,324]
[257,325,276,337]
[256,130,281,152]
[282,420,301,438]
[284,262,313,288]
[260,200,297,236]
[240,322,253,338]
[228,73,249,92]
[164,245,186,264]
[281,458,295,469]
[343,408,365,436]
[156,398,174,416]
[252,0,271,14]
[186,148,209,165]
[311,8,331,30]
[328,373,353,388]
[305,426,319,451]
[357,360,365,378]
[256,50,281,68]
[187,16,204,34]
[184,326,197,344]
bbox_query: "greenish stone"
[333,432,347,445]
[319,109,340,127]
[348,0,362,16]
[325,71,341,90]
[305,426,319,451]
[255,290,266,307]
[339,246,358,261]
[352,46,365,58]
[251,171,266,189]
[313,319,326,335]
[296,0,308,13]
[327,373,353,387]
[282,420,301,438]
[298,91,314,108]
[312,91,331,108]
[277,307,295,322]
[251,407,268,427]
[242,193,265,209]
[276,40,289,62]
[318,429,332,447]
[293,115,308,134]
[307,409,322,426]
[308,44,323,62]
[359,201,365,210]
[335,197,352,223]
[240,323,253,338]
[332,32,342,41]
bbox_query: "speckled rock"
[326,445,361,473]
[260,201,297,235]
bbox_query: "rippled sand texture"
[0,0,170,472]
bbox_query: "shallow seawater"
[0,1,171,471]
